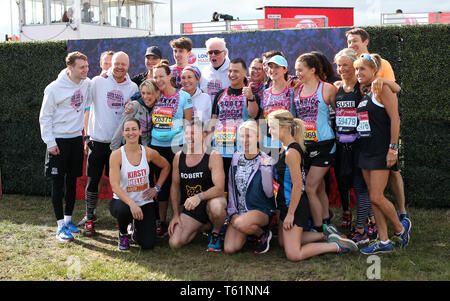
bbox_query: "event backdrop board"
[67,27,349,79]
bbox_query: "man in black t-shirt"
[169,120,227,252]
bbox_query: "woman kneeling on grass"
[267,109,358,261]
[224,120,277,255]
[109,118,170,251]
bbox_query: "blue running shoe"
[393,217,412,247]
[398,213,409,221]
[56,226,74,242]
[361,239,394,255]
[206,232,223,252]
[66,221,81,235]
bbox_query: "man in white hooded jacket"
[200,37,231,104]
[83,51,139,236]
[39,51,91,242]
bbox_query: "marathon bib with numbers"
[152,106,174,129]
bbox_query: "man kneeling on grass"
[168,119,227,252]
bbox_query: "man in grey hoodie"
[83,51,139,236]
[39,51,91,242]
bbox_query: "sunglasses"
[360,53,378,68]
[207,49,225,55]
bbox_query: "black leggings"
[109,199,156,250]
[51,175,77,220]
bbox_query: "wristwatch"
[83,135,90,142]
[154,185,161,194]
[389,143,399,151]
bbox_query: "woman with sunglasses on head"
[354,53,411,255]
[268,109,358,261]
[334,48,402,244]
[109,118,170,251]
[151,61,193,238]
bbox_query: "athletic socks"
[57,219,65,230]
[64,215,72,224]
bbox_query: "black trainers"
[254,230,273,254]
[156,220,168,238]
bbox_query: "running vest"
[113,145,152,207]
[261,85,293,119]
[293,81,335,144]
[214,88,248,149]
[179,152,214,205]
[273,142,306,208]
[357,92,391,158]
[250,80,265,102]
[170,65,184,89]
[335,82,361,143]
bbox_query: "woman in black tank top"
[354,54,411,255]
[268,109,358,261]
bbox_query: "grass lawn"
[0,194,449,281]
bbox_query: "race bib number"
[214,123,237,145]
[357,111,371,137]
[264,105,286,119]
[152,107,173,129]
[336,108,358,128]
[304,121,318,142]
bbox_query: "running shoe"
[206,232,223,252]
[84,220,96,237]
[65,221,81,235]
[348,228,370,245]
[254,230,273,254]
[323,224,347,240]
[127,222,137,244]
[367,222,378,240]
[156,220,168,238]
[118,232,130,251]
[328,233,359,254]
[341,212,353,229]
[56,226,74,242]
[392,217,412,247]
[360,239,394,255]
[398,213,409,221]
[77,214,98,226]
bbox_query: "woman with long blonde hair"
[268,109,358,261]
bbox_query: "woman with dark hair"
[292,53,337,234]
[151,62,193,237]
[109,118,170,251]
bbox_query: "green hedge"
[0,26,448,207]
[366,25,449,207]
[0,41,67,196]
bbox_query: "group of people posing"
[39,28,411,261]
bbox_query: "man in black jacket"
[131,46,163,87]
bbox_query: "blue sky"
[1,0,449,38]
